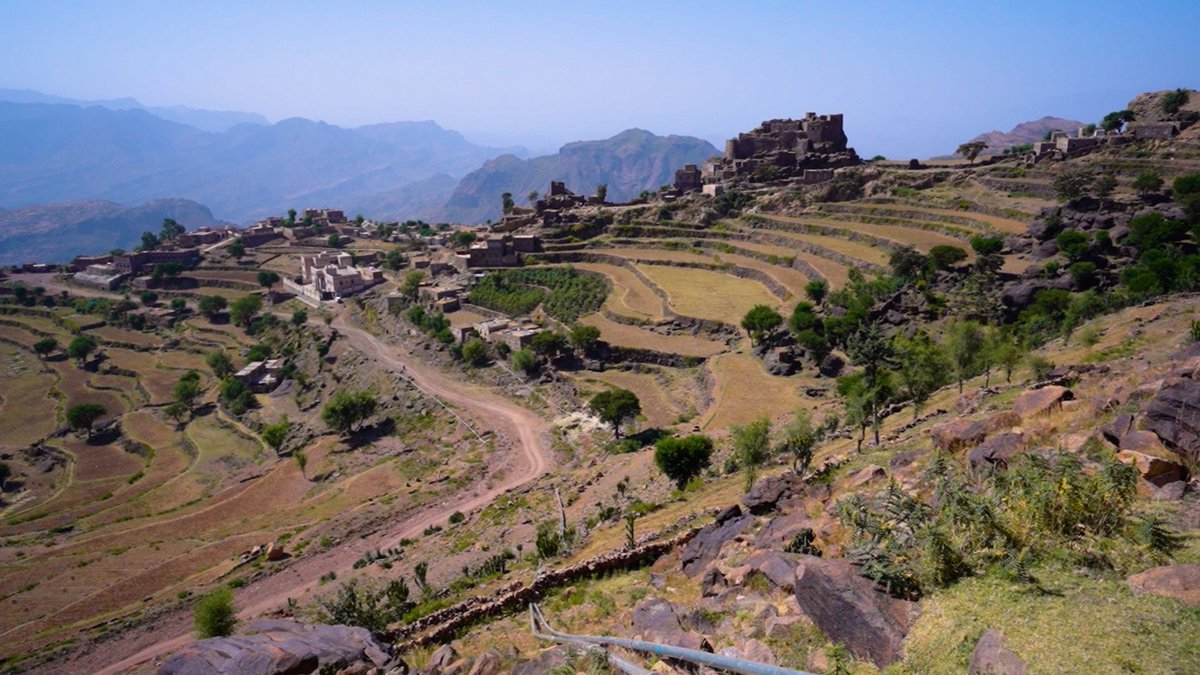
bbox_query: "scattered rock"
[700,568,727,597]
[1116,449,1187,487]
[847,464,885,489]
[1127,565,1200,606]
[718,638,777,665]
[968,629,1028,675]
[157,620,393,675]
[510,646,569,675]
[754,512,813,551]
[792,555,919,668]
[681,508,754,576]
[420,645,460,675]
[1012,385,1073,418]
[930,418,989,452]
[1154,480,1187,501]
[967,432,1026,470]
[744,550,800,592]
[1141,376,1200,465]
[742,472,805,515]
[631,598,712,652]
[265,541,285,561]
[465,651,500,675]
[818,354,845,378]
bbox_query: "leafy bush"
[653,434,713,489]
[194,587,237,638]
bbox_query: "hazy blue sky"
[1,0,1197,157]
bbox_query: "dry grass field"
[579,313,727,357]
[700,349,810,429]
[761,227,892,266]
[638,264,780,324]
[573,262,666,321]
[573,369,683,429]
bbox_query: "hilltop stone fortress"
[699,113,862,186]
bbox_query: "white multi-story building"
[284,250,383,305]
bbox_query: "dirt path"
[82,320,552,675]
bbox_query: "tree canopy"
[654,434,713,489]
[321,389,379,435]
[589,388,641,438]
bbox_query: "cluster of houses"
[72,248,202,290]
[1023,122,1185,164]
[283,250,384,306]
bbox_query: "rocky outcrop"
[741,472,806,515]
[630,598,712,652]
[1012,385,1073,418]
[680,506,753,576]
[967,432,1026,470]
[1141,375,1200,466]
[930,418,990,452]
[792,555,919,668]
[968,629,1028,675]
[1127,565,1200,606]
[157,620,395,675]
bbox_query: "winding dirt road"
[87,319,552,674]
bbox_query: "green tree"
[140,290,158,306]
[328,233,343,248]
[530,331,568,357]
[227,238,246,257]
[229,295,263,328]
[596,183,608,202]
[993,334,1023,384]
[527,190,539,205]
[501,192,515,214]
[171,297,187,312]
[969,235,1004,256]
[1133,171,1164,196]
[385,248,405,271]
[33,337,57,359]
[257,270,280,287]
[287,208,297,225]
[1100,109,1135,132]
[400,270,424,301]
[461,339,488,367]
[66,403,107,436]
[1053,169,1094,202]
[206,350,234,378]
[731,416,771,488]
[511,348,537,375]
[653,434,713,489]
[291,309,308,326]
[569,324,601,353]
[847,323,896,446]
[889,246,928,281]
[779,410,817,475]
[928,245,968,271]
[741,305,783,345]
[895,331,948,420]
[193,587,237,638]
[1093,173,1118,199]
[321,389,379,436]
[804,279,828,305]
[945,319,984,393]
[1172,173,1200,225]
[261,417,291,453]
[173,371,202,411]
[956,141,988,163]
[589,388,641,438]
[449,230,477,249]
[1056,230,1090,262]
[163,401,189,426]
[198,295,228,320]
[160,218,185,242]
[139,231,161,251]
[67,335,97,364]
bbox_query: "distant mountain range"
[440,129,719,222]
[0,88,268,133]
[0,91,719,236]
[961,116,1086,155]
[0,198,232,265]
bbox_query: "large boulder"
[680,506,753,576]
[754,511,815,551]
[1012,385,1073,418]
[420,645,460,675]
[930,418,989,452]
[969,629,1028,675]
[1001,280,1048,310]
[792,555,919,668]
[630,598,712,652]
[742,473,806,515]
[1141,376,1200,465]
[967,432,1026,471]
[157,620,394,675]
[743,550,801,592]
[1127,565,1200,606]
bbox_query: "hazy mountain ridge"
[441,128,719,222]
[0,88,269,133]
[0,198,232,264]
[0,100,525,223]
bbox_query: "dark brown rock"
[741,472,805,515]
[681,510,753,576]
[930,418,989,452]
[744,550,800,592]
[792,555,919,668]
[420,645,460,675]
[754,512,813,551]
[968,629,1028,675]
[1141,376,1200,465]
[968,432,1026,470]
[1127,565,1200,606]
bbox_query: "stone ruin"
[701,113,861,185]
